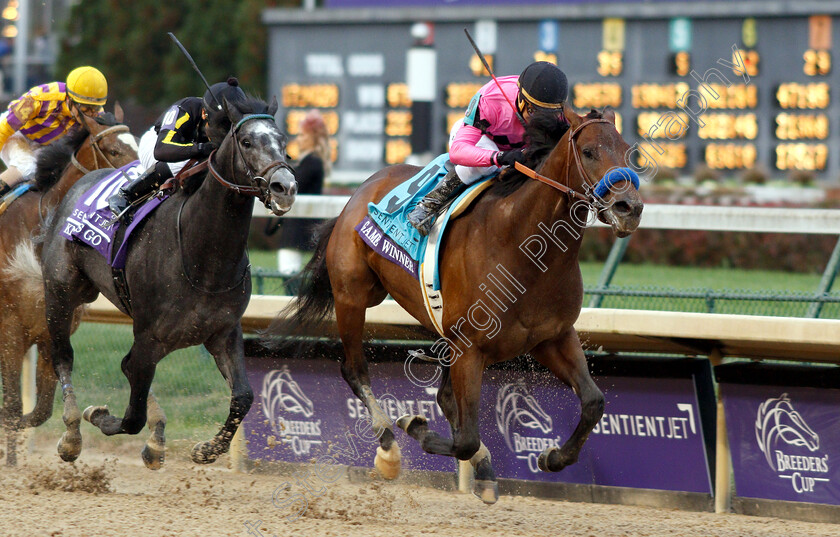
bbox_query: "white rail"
[254,195,840,235]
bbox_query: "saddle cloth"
[355,154,496,335]
[58,161,167,269]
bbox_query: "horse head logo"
[755,393,819,469]
[260,367,315,435]
[495,379,553,451]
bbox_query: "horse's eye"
[243,140,252,149]
[111,150,120,156]
[582,148,595,159]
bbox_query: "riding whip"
[167,32,222,110]
[463,28,526,128]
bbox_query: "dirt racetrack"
[2,438,839,537]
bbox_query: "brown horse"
[0,109,137,465]
[276,106,643,502]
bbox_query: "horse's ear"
[113,101,124,123]
[222,97,243,125]
[602,106,616,125]
[563,105,582,130]
[267,96,278,117]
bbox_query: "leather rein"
[513,117,612,203]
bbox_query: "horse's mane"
[34,112,120,192]
[485,109,572,198]
[182,96,272,194]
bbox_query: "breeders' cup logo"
[495,379,560,473]
[755,393,829,494]
[261,367,322,456]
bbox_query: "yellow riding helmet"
[65,66,108,106]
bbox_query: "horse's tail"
[3,240,44,302]
[261,218,337,344]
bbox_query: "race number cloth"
[355,153,494,287]
[59,161,165,269]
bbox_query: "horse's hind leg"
[45,286,85,462]
[20,341,57,428]
[531,329,604,472]
[333,287,401,479]
[141,391,166,470]
[190,325,253,465]
[84,338,163,437]
[0,334,25,466]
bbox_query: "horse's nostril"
[612,201,632,215]
[289,181,298,197]
[270,181,295,197]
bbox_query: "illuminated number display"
[803,50,831,76]
[671,51,690,76]
[534,51,557,64]
[776,143,828,170]
[573,83,622,108]
[597,50,623,77]
[281,84,340,108]
[387,83,411,108]
[703,84,757,109]
[775,113,829,140]
[386,139,412,164]
[632,83,690,108]
[285,110,340,136]
[639,142,688,169]
[385,111,412,137]
[470,54,493,77]
[698,113,758,140]
[445,83,484,109]
[776,82,830,109]
[637,112,689,139]
[705,143,757,169]
[733,49,759,77]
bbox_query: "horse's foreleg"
[20,341,57,428]
[85,341,161,436]
[531,329,604,472]
[0,339,24,466]
[140,391,166,470]
[334,298,401,479]
[191,325,252,465]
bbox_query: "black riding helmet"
[517,61,568,111]
[204,77,246,112]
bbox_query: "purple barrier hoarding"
[720,383,840,505]
[243,356,712,493]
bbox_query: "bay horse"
[0,110,136,465]
[274,106,643,502]
[30,97,296,468]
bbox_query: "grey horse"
[37,96,296,468]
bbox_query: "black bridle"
[206,113,294,209]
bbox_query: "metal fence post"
[807,236,840,319]
[709,348,732,514]
[588,236,631,308]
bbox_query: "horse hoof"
[473,479,499,504]
[57,431,82,462]
[191,441,220,465]
[538,446,560,472]
[82,405,110,425]
[141,443,165,470]
[396,414,427,435]
[374,444,401,480]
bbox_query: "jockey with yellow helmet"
[0,66,108,197]
[408,61,568,236]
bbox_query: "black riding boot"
[108,162,172,222]
[0,182,10,198]
[407,168,464,236]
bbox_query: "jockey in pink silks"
[408,61,569,236]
